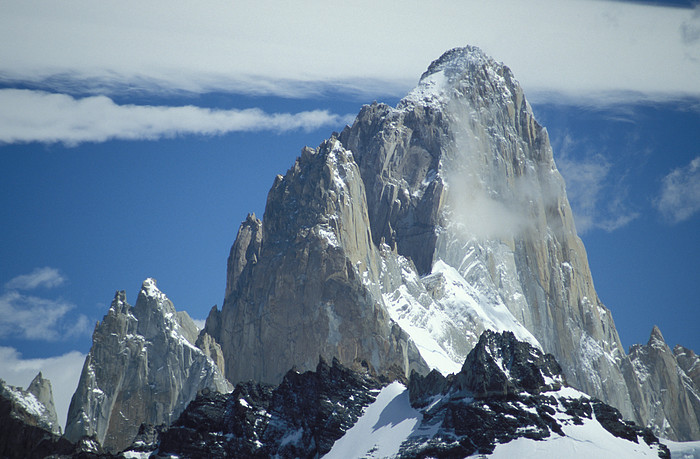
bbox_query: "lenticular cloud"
[0,89,353,146]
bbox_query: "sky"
[0,0,699,430]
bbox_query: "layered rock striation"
[206,139,428,385]
[64,278,231,452]
[339,45,631,415]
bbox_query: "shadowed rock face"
[208,138,428,386]
[152,357,386,458]
[64,279,231,453]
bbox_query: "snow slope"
[324,381,669,458]
[323,382,422,459]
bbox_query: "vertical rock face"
[225,212,262,301]
[209,139,428,385]
[64,278,231,452]
[675,344,700,389]
[338,46,631,417]
[622,326,700,441]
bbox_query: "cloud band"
[0,89,354,146]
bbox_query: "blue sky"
[0,0,699,429]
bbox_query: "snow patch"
[662,439,700,458]
[483,416,662,458]
[323,382,421,459]
[6,386,46,419]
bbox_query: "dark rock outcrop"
[0,379,74,459]
[148,357,386,458]
[400,330,668,458]
[118,332,669,458]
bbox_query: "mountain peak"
[419,45,492,82]
[140,277,164,299]
[649,325,667,349]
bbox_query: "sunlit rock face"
[339,46,631,416]
[622,326,700,441]
[206,46,699,439]
[64,279,231,453]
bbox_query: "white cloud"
[0,89,354,146]
[681,3,700,45]
[0,1,698,103]
[192,319,206,330]
[0,347,86,431]
[5,267,66,290]
[655,156,700,223]
[0,291,91,341]
[554,135,639,233]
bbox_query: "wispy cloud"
[0,291,90,341]
[1,267,90,341]
[0,1,698,103]
[5,267,66,290]
[0,89,354,146]
[655,156,700,223]
[554,135,639,234]
[0,347,86,430]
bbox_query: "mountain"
[64,278,232,453]
[0,375,78,458]
[203,45,700,440]
[116,331,670,458]
[52,45,700,454]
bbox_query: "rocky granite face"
[622,326,700,441]
[674,343,700,390]
[64,278,232,453]
[207,138,428,385]
[25,372,60,435]
[339,45,632,418]
[200,45,700,440]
